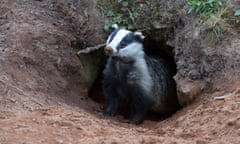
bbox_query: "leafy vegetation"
[234,9,240,16]
[202,7,227,46]
[234,9,240,24]
[97,0,142,31]
[187,0,224,19]
[187,0,240,46]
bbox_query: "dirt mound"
[0,0,104,112]
[0,0,240,143]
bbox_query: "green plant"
[234,9,240,24]
[187,0,224,19]
[98,0,140,31]
[234,9,240,16]
[203,7,226,46]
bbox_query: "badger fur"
[102,25,180,124]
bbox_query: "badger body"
[102,25,180,124]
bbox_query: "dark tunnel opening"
[88,36,179,121]
[143,36,177,77]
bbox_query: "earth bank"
[0,0,239,143]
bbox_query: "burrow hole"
[88,36,179,121]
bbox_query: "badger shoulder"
[145,56,174,79]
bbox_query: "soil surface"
[0,0,240,144]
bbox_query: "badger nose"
[104,46,114,55]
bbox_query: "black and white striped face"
[104,26,145,58]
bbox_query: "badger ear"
[134,31,145,41]
[111,24,119,30]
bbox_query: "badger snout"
[104,46,114,56]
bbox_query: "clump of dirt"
[0,0,240,143]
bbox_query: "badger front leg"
[102,77,122,116]
[128,84,153,124]
[103,87,120,116]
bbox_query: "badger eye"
[117,33,135,50]
[118,42,127,48]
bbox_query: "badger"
[102,24,181,124]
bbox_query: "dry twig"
[214,93,233,100]
[77,43,105,55]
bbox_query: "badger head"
[104,25,145,61]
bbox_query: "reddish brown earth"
[0,0,240,144]
[1,88,240,144]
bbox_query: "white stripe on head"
[107,29,130,53]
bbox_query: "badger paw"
[128,114,144,124]
[103,108,116,117]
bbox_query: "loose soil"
[0,0,239,144]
